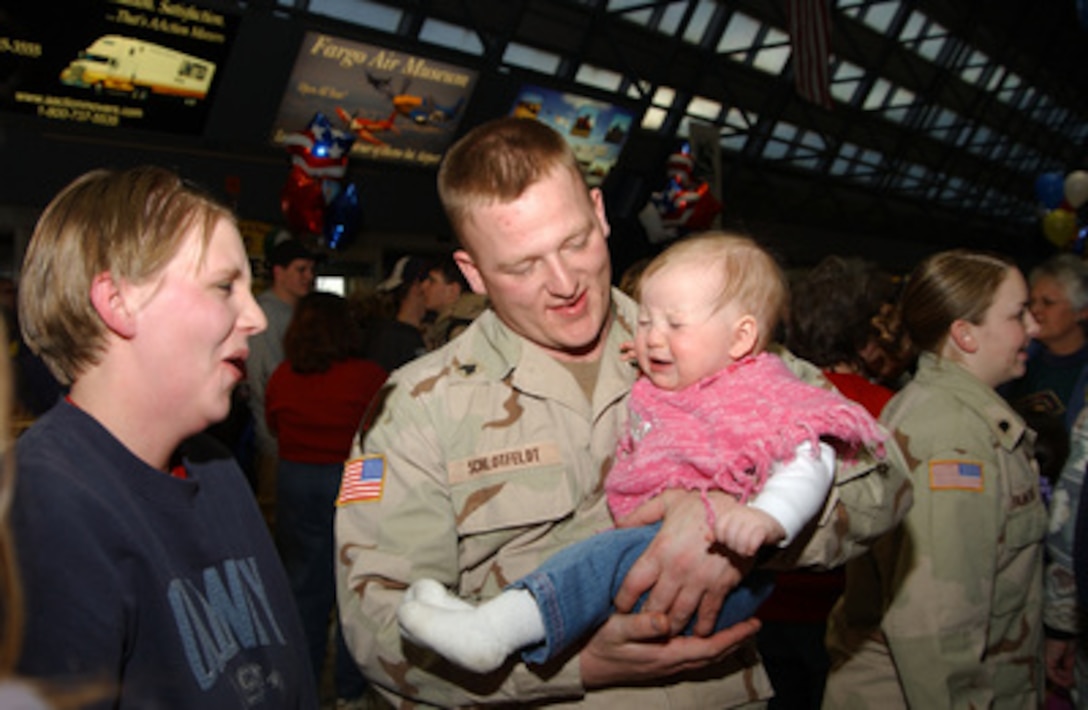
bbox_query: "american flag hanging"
[788,0,833,109]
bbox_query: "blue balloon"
[1074,226,1088,256]
[323,182,361,251]
[1036,171,1066,209]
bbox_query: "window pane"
[762,141,790,160]
[862,78,891,110]
[682,0,718,44]
[717,12,761,54]
[653,85,677,107]
[642,106,667,131]
[502,43,561,74]
[721,134,748,151]
[688,95,722,121]
[856,1,901,34]
[309,0,401,32]
[575,64,624,92]
[723,106,757,130]
[800,131,826,151]
[771,121,798,142]
[899,11,925,41]
[419,18,483,55]
[657,2,687,35]
[916,36,946,61]
[753,45,790,74]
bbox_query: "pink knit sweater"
[605,352,886,521]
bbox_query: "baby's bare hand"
[714,506,786,557]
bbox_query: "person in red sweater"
[266,291,387,706]
[757,255,904,709]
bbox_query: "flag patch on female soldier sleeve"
[929,460,983,491]
[337,456,385,506]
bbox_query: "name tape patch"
[448,442,563,484]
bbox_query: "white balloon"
[1065,170,1088,208]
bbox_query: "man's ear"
[590,187,611,241]
[728,315,759,360]
[454,249,486,295]
[89,272,137,339]
[949,319,977,354]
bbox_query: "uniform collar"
[915,351,1028,451]
[470,289,639,417]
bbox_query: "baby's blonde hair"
[641,232,787,349]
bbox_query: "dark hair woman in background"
[267,291,387,706]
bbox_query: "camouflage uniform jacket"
[1043,408,1088,637]
[825,352,1046,709]
[335,290,909,709]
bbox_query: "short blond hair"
[642,232,787,349]
[437,117,584,244]
[19,166,233,384]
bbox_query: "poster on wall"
[511,84,635,187]
[270,31,479,169]
[0,0,238,135]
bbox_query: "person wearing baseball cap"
[362,256,429,372]
[376,255,427,293]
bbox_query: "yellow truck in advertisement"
[60,35,215,104]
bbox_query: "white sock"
[477,589,547,650]
[397,582,545,673]
[403,578,474,611]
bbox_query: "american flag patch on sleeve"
[929,460,984,492]
[337,456,386,506]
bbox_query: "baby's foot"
[397,580,512,673]
[403,578,473,610]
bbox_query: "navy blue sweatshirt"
[14,402,318,708]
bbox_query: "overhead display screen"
[0,0,237,135]
[270,31,479,169]
[510,83,635,187]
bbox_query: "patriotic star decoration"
[283,112,356,178]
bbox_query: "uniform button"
[999,420,1010,432]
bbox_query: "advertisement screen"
[0,0,238,135]
[510,83,635,186]
[270,31,479,169]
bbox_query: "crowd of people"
[1,115,1087,710]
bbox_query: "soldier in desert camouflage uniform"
[335,117,910,708]
[825,250,1048,709]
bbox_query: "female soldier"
[824,250,1048,708]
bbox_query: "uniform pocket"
[1003,501,1047,549]
[990,499,1046,618]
